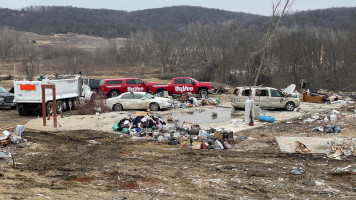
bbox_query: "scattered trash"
[36,193,51,199]
[0,152,11,159]
[87,140,100,145]
[327,138,356,160]
[324,125,341,133]
[291,167,305,175]
[303,118,315,123]
[235,136,248,142]
[312,125,341,133]
[295,141,310,154]
[331,165,352,173]
[1,125,26,146]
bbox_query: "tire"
[149,102,160,111]
[46,102,54,115]
[62,100,68,111]
[199,89,208,98]
[109,90,119,98]
[69,98,79,110]
[68,100,73,110]
[17,104,29,116]
[56,100,63,114]
[285,102,295,111]
[113,104,123,111]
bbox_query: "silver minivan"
[231,85,300,111]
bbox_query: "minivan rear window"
[106,80,122,85]
[242,89,251,96]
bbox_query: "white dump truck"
[14,75,93,116]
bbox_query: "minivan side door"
[269,89,285,108]
[240,88,251,104]
[254,89,270,108]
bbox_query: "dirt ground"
[1,101,356,199]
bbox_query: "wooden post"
[53,87,57,128]
[42,87,46,126]
[41,84,56,127]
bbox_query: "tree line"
[0,6,354,37]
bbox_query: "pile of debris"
[304,89,356,104]
[0,125,25,146]
[0,125,26,168]
[174,92,220,108]
[306,110,343,133]
[327,138,356,160]
[112,112,245,150]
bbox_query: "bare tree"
[0,26,20,60]
[253,0,295,86]
[22,46,40,80]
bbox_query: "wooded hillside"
[0,5,355,91]
[0,6,354,37]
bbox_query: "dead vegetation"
[0,124,355,199]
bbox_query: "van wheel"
[113,104,123,111]
[285,102,295,111]
[109,90,119,98]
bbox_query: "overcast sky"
[0,0,355,16]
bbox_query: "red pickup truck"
[149,77,214,97]
[99,78,158,98]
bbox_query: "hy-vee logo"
[175,86,194,92]
[128,87,144,92]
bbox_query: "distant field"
[20,31,127,52]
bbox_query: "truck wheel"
[285,102,295,111]
[62,100,68,111]
[199,89,208,98]
[69,98,79,110]
[46,102,54,115]
[149,102,160,111]
[109,90,119,98]
[17,104,29,116]
[56,100,63,114]
[113,104,123,111]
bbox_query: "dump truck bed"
[14,76,82,103]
